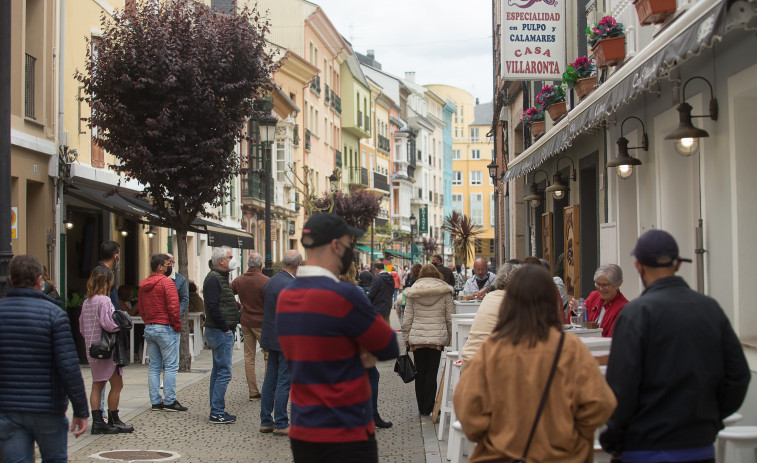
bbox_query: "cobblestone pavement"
[64,315,440,462]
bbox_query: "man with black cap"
[601,229,750,463]
[276,213,399,462]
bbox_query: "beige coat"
[402,278,455,347]
[454,328,616,463]
[461,289,505,364]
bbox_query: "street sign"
[419,205,428,234]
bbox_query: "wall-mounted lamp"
[607,116,647,180]
[120,227,129,237]
[523,169,549,208]
[117,217,129,237]
[664,76,718,156]
[487,160,499,182]
[64,211,74,230]
[544,157,576,200]
[145,226,156,238]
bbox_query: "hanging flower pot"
[575,76,597,100]
[530,121,546,138]
[592,36,626,68]
[634,0,676,25]
[546,101,568,121]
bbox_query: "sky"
[311,0,494,103]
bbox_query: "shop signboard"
[500,0,566,80]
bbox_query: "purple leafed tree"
[76,0,278,278]
[313,186,380,231]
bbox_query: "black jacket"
[111,310,133,368]
[435,264,455,288]
[368,271,394,316]
[600,276,750,454]
[358,270,374,293]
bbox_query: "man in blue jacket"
[0,255,89,462]
[259,249,302,436]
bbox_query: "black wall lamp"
[664,76,718,156]
[544,157,575,200]
[607,116,647,180]
[64,211,74,230]
[523,169,549,208]
[145,225,156,238]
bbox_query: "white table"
[187,312,203,358]
[454,300,481,314]
[129,316,144,364]
[563,327,603,337]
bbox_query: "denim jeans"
[205,327,234,415]
[260,350,291,429]
[144,324,179,405]
[0,412,69,463]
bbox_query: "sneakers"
[259,425,274,433]
[273,427,289,436]
[374,414,393,429]
[162,400,188,412]
[151,403,164,411]
[209,412,237,424]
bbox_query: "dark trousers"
[413,347,442,415]
[367,366,379,416]
[291,433,377,463]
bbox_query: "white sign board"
[501,0,566,80]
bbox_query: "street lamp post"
[487,160,499,267]
[0,0,11,298]
[253,109,278,278]
[409,214,416,265]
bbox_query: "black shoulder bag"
[394,347,417,383]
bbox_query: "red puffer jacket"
[138,273,181,332]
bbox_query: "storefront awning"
[194,218,255,250]
[355,244,383,259]
[503,0,727,182]
[384,250,410,259]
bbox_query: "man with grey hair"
[259,249,302,436]
[204,246,239,423]
[569,263,628,337]
[231,252,269,400]
[463,258,496,298]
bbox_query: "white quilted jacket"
[402,277,455,347]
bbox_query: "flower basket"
[563,56,596,92]
[634,0,676,25]
[530,121,546,138]
[575,76,597,100]
[592,36,626,68]
[546,101,568,121]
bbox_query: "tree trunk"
[176,228,192,371]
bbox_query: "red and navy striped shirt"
[276,266,399,442]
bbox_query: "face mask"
[339,246,354,275]
[164,266,173,277]
[475,274,486,281]
[227,258,238,271]
[114,256,120,271]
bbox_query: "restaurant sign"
[419,204,428,235]
[500,0,566,80]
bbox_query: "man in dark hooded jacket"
[368,262,394,323]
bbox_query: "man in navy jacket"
[0,255,89,462]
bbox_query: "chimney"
[367,49,375,60]
[405,71,416,83]
[476,98,480,105]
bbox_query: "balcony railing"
[377,135,390,153]
[305,129,311,151]
[293,124,300,147]
[358,111,363,128]
[335,150,342,168]
[365,115,370,132]
[434,192,439,205]
[439,194,444,206]
[361,167,368,186]
[241,172,264,201]
[325,84,330,103]
[332,94,341,114]
[310,75,321,95]
[373,172,389,191]
[25,53,35,119]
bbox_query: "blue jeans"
[0,412,68,463]
[144,324,179,405]
[260,350,291,429]
[205,327,234,415]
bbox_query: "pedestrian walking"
[0,255,89,462]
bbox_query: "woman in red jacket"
[569,264,628,337]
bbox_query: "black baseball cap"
[301,213,364,248]
[631,229,692,267]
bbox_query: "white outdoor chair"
[716,426,757,463]
[437,351,460,440]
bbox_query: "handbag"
[88,329,116,359]
[394,347,417,383]
[511,331,565,463]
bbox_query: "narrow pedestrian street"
[64,315,442,463]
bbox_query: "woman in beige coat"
[402,264,454,415]
[454,265,616,463]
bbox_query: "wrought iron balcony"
[373,172,389,191]
[333,94,341,114]
[335,150,342,168]
[310,75,321,95]
[25,53,35,119]
[305,129,311,151]
[325,84,330,103]
[378,135,391,153]
[241,172,264,201]
[293,124,300,147]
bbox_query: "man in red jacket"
[231,253,269,400]
[138,253,187,412]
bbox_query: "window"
[475,240,483,253]
[470,193,483,225]
[454,127,458,138]
[211,0,235,13]
[452,171,463,185]
[452,194,463,214]
[470,128,480,142]
[470,171,482,185]
[471,149,481,160]
[453,149,461,160]
[489,239,495,254]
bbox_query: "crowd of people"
[0,215,752,463]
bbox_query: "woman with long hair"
[454,265,615,462]
[404,262,422,288]
[401,264,454,415]
[79,266,133,435]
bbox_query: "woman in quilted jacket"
[401,264,454,415]
[80,266,133,435]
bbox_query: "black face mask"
[339,246,354,275]
[164,266,173,277]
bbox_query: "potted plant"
[536,84,568,121]
[521,106,545,138]
[634,0,676,25]
[562,56,597,101]
[587,16,626,68]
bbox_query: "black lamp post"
[487,160,499,266]
[409,214,417,265]
[0,0,11,298]
[253,110,278,277]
